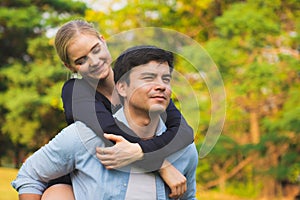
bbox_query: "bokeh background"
[0,0,299,199]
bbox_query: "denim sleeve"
[181,144,198,200]
[11,124,79,194]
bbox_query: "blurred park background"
[0,0,299,199]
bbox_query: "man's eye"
[143,76,154,80]
[163,78,171,83]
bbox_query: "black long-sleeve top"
[61,78,194,170]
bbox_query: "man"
[12,45,198,199]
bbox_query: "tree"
[86,0,300,197]
[204,0,300,197]
[1,0,299,198]
[0,0,87,168]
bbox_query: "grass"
[0,167,18,200]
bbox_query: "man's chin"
[149,105,167,114]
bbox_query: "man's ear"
[116,81,127,98]
[64,63,76,73]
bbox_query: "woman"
[42,19,194,199]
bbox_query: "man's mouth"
[151,95,167,100]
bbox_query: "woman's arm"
[139,99,194,153]
[62,79,139,145]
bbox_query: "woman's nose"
[88,54,99,67]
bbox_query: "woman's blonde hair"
[54,19,100,65]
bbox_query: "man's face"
[118,60,172,115]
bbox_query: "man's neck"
[123,108,160,140]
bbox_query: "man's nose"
[154,80,167,91]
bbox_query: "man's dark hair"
[113,45,174,84]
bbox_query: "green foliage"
[280,87,300,133]
[0,0,299,197]
[85,0,224,41]
[287,163,300,183]
[76,1,300,197]
[0,0,86,65]
[235,62,282,96]
[197,0,299,196]
[0,6,40,29]
[0,61,66,148]
[0,0,87,167]
[215,2,280,47]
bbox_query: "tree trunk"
[219,176,226,193]
[261,143,287,198]
[249,110,260,144]
[262,174,277,198]
[203,156,253,189]
[14,144,20,168]
[14,143,24,169]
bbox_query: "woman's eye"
[92,46,101,54]
[75,57,87,65]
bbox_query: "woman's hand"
[96,133,143,169]
[159,160,187,199]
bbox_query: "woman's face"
[66,34,112,81]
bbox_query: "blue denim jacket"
[12,111,198,199]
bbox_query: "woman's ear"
[100,35,105,41]
[64,63,77,73]
[99,35,109,48]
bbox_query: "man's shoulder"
[186,142,198,156]
[53,122,93,145]
[39,123,84,158]
[73,121,106,153]
[184,143,198,166]
[50,122,103,156]
[168,143,198,164]
[177,142,197,157]
[54,123,81,142]
[72,121,96,138]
